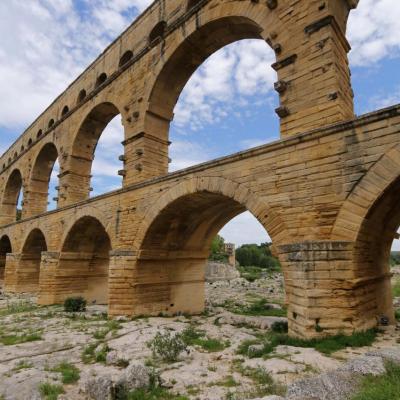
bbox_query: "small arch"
[2,164,5,170]
[48,119,55,129]
[119,50,133,67]
[26,142,59,216]
[28,138,33,146]
[77,89,87,104]
[0,235,12,281]
[37,129,43,139]
[1,169,23,224]
[58,216,112,304]
[61,105,69,116]
[18,228,47,292]
[149,21,167,45]
[95,73,107,88]
[20,145,25,152]
[13,152,17,160]
[7,158,11,165]
[69,102,122,201]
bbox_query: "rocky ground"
[0,266,399,400]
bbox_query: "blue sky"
[1,0,400,248]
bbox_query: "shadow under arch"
[132,177,286,316]
[67,102,123,203]
[144,16,267,142]
[332,144,400,327]
[25,142,59,217]
[57,216,112,304]
[18,228,47,293]
[0,235,12,281]
[0,169,23,225]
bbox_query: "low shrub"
[147,331,187,362]
[51,361,80,384]
[271,321,288,333]
[64,297,86,313]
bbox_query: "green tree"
[209,235,228,262]
[236,242,280,271]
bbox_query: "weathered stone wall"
[2,0,400,338]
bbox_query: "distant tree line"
[236,243,280,270]
[390,251,400,266]
[209,235,281,270]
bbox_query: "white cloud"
[348,0,400,66]
[173,40,276,134]
[219,211,270,246]
[0,0,151,130]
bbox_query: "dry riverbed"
[0,272,399,400]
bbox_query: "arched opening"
[354,176,400,327]
[70,102,124,200]
[18,229,47,292]
[58,216,111,304]
[0,235,12,283]
[134,190,279,316]
[27,143,59,216]
[119,50,133,67]
[48,119,54,129]
[37,129,43,139]
[149,21,166,45]
[61,105,69,116]
[28,138,33,147]
[95,73,107,88]
[77,89,86,104]
[146,17,277,172]
[0,169,23,225]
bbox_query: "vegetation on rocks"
[237,329,378,357]
[148,330,188,363]
[50,361,80,384]
[351,361,400,400]
[38,382,64,400]
[223,298,287,317]
[63,296,87,313]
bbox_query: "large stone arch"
[60,206,115,251]
[332,143,400,241]
[135,176,287,250]
[61,101,124,205]
[0,169,24,226]
[332,143,400,327]
[6,228,48,293]
[44,215,113,305]
[127,176,287,316]
[24,142,60,218]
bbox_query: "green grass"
[237,329,377,357]
[13,360,33,371]
[392,279,400,297]
[0,330,42,346]
[0,300,38,316]
[238,266,264,282]
[351,362,400,400]
[395,309,400,321]
[82,343,110,364]
[126,387,189,400]
[224,298,287,317]
[51,362,80,384]
[38,383,64,400]
[181,325,229,352]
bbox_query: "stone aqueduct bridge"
[0,0,399,338]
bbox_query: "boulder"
[85,375,114,400]
[106,350,119,365]
[115,362,150,393]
